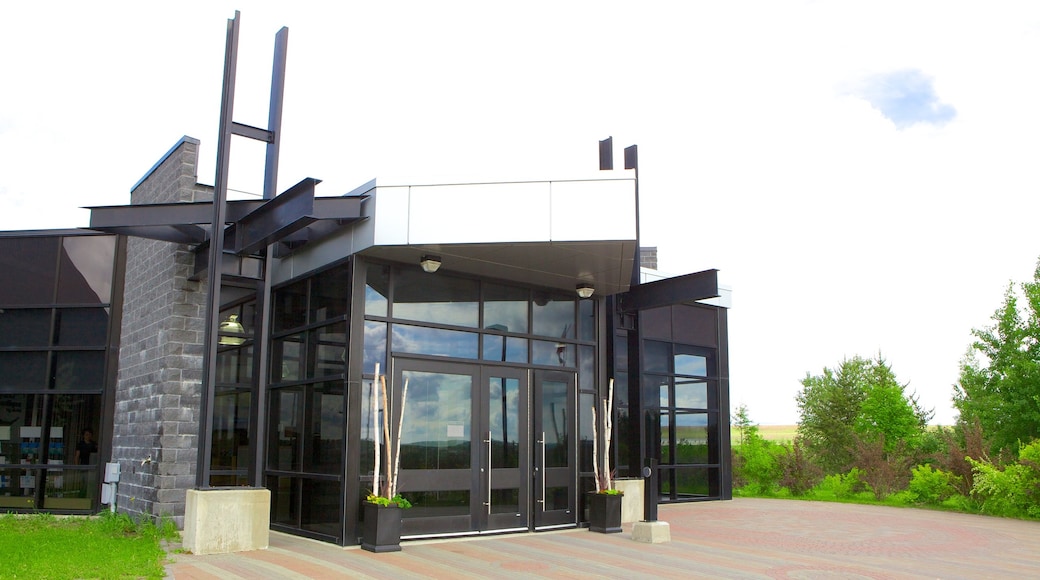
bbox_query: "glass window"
[0,352,48,390]
[310,266,349,323]
[301,478,342,536]
[578,298,595,341]
[579,392,595,472]
[660,412,670,464]
[675,353,707,377]
[43,467,96,510]
[675,413,709,464]
[51,394,101,466]
[0,309,51,347]
[273,281,308,332]
[268,475,297,526]
[270,387,304,472]
[668,467,713,498]
[312,323,346,379]
[643,341,670,374]
[55,309,108,347]
[481,335,527,363]
[488,377,520,470]
[271,335,304,383]
[0,394,44,463]
[52,353,104,392]
[306,381,344,474]
[578,345,594,392]
[483,283,528,334]
[391,325,478,359]
[675,380,707,409]
[532,339,575,367]
[642,375,669,409]
[363,322,387,375]
[0,237,58,305]
[57,236,116,304]
[532,292,574,339]
[364,263,389,317]
[216,345,253,385]
[400,370,472,470]
[211,387,250,474]
[392,270,479,328]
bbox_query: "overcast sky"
[3,1,1040,424]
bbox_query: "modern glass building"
[0,135,730,546]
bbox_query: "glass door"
[479,367,529,532]
[394,360,477,537]
[532,370,576,529]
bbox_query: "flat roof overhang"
[361,239,636,297]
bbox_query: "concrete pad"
[183,488,270,555]
[631,520,671,544]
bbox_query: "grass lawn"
[0,512,176,580]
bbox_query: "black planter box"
[587,492,623,534]
[361,502,403,552]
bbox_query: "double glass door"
[392,359,575,537]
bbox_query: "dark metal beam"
[230,177,318,255]
[231,121,274,143]
[619,269,719,312]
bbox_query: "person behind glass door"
[74,428,97,465]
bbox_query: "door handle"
[484,432,492,514]
[538,432,546,510]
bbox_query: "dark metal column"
[250,25,289,487]
[197,11,241,488]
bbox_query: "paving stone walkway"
[165,498,1040,579]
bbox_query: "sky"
[3,1,1040,425]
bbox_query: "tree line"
[732,260,1040,519]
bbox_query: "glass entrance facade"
[259,256,598,543]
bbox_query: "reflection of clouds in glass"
[675,381,707,409]
[394,302,478,328]
[401,372,471,446]
[62,236,114,302]
[392,325,478,359]
[675,355,707,377]
[363,322,386,372]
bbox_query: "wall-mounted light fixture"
[218,314,246,345]
[420,255,442,273]
[576,283,595,299]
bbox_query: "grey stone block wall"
[113,137,211,526]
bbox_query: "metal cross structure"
[197,11,287,488]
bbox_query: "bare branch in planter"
[381,373,392,497]
[390,378,408,499]
[592,378,616,493]
[372,363,381,496]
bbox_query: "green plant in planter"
[366,493,412,509]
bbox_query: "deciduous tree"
[955,260,1040,454]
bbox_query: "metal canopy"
[85,189,366,250]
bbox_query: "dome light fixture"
[420,255,442,273]
[576,283,595,299]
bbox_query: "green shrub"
[968,439,1040,519]
[906,464,960,505]
[812,468,866,500]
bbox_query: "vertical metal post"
[250,26,289,487]
[197,11,241,488]
[624,144,640,288]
